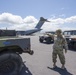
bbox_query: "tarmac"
[19,36,76,75]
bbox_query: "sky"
[0,0,76,32]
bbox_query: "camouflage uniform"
[52,29,68,65]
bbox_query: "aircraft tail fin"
[35,17,50,29]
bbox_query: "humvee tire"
[46,37,53,44]
[39,38,43,43]
[0,52,23,75]
[74,43,76,50]
[29,50,34,55]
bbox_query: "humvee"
[39,32,54,44]
[0,30,34,75]
[64,30,76,49]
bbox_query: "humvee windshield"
[64,30,76,35]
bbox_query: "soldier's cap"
[56,29,62,33]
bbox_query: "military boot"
[53,63,56,68]
[61,65,65,69]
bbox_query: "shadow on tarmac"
[19,64,32,75]
[47,66,73,75]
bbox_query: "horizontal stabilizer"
[40,17,50,22]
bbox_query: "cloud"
[0,12,76,31]
[23,16,37,23]
[0,13,23,24]
[0,13,38,30]
[65,16,76,23]
[41,16,76,31]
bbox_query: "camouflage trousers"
[52,49,65,65]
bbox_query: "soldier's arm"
[46,33,54,39]
[63,38,68,53]
[46,33,51,36]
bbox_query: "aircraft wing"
[16,17,50,35]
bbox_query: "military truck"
[0,29,16,36]
[39,32,54,44]
[64,30,76,49]
[0,30,34,75]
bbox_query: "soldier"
[52,29,68,69]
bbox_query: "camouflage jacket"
[53,36,68,50]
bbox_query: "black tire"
[46,37,52,44]
[0,52,23,75]
[39,38,43,43]
[73,43,76,50]
[29,50,34,55]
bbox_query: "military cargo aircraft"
[16,17,50,35]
